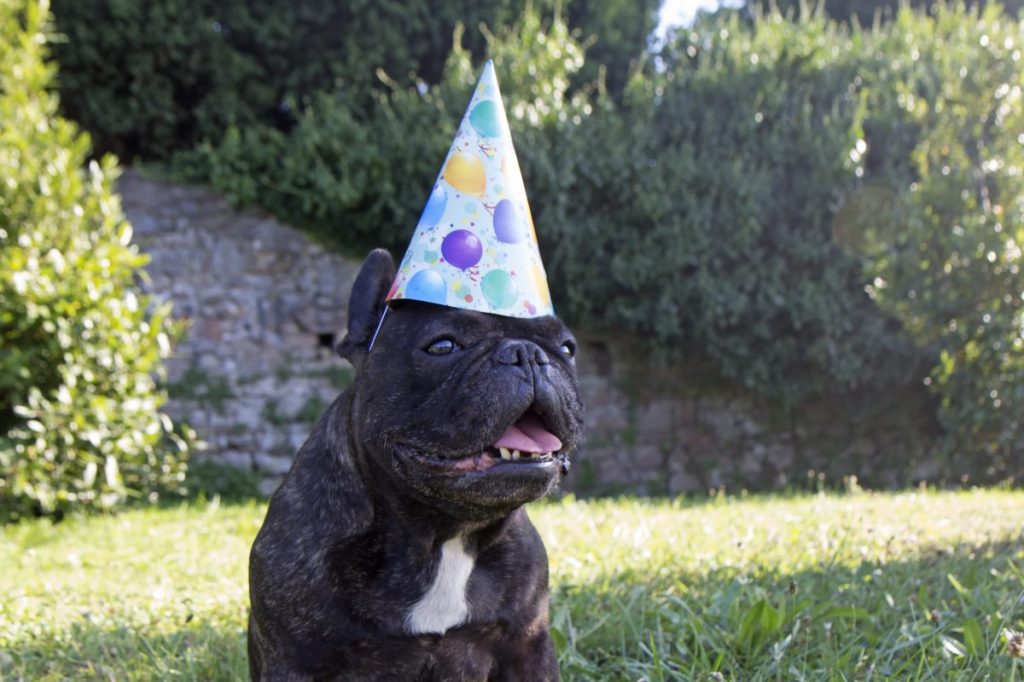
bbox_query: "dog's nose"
[495,339,550,367]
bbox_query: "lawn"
[2,490,1023,680]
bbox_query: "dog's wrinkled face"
[339,250,584,520]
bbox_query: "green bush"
[857,4,1024,475]
[0,0,189,521]
[174,6,592,258]
[549,2,1024,471]
[49,0,658,162]
[539,11,923,405]
[746,0,1024,26]
[182,459,261,502]
[49,0,531,160]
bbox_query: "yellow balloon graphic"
[527,211,538,244]
[532,264,551,308]
[444,152,487,197]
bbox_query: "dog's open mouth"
[402,411,566,474]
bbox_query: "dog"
[247,249,585,681]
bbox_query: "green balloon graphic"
[469,100,501,138]
[481,269,517,309]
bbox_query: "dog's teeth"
[499,447,512,460]
[511,449,520,459]
[529,452,540,459]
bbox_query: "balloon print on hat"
[492,199,526,244]
[404,269,447,305]
[531,265,551,308]
[469,100,501,138]
[481,269,517,309]
[443,152,486,197]
[441,229,482,270]
[419,184,447,226]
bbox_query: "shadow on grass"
[4,618,249,681]
[550,538,1024,681]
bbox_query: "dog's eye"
[425,338,460,355]
[559,341,576,358]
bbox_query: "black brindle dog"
[248,249,585,681]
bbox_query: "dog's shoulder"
[251,396,372,571]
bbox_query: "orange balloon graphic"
[443,152,487,197]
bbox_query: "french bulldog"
[247,249,585,681]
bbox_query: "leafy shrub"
[857,4,1024,475]
[174,6,592,258]
[551,3,1024,470]
[49,0,658,162]
[0,0,189,521]
[49,0,532,160]
[746,0,1024,26]
[182,459,261,502]
[538,11,924,405]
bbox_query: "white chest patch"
[406,536,474,635]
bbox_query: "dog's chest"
[405,536,474,635]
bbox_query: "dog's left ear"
[337,249,396,368]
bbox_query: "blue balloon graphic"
[404,269,447,305]
[419,184,447,227]
[469,100,501,138]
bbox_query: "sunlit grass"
[2,490,1023,680]
[538,490,1024,680]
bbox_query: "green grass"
[2,490,1024,680]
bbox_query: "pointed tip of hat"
[480,59,497,82]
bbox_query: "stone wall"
[573,337,936,495]
[121,173,935,496]
[121,172,361,494]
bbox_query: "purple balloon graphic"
[419,184,447,227]
[492,199,526,244]
[441,229,483,270]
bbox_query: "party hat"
[386,61,554,318]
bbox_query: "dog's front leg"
[490,628,560,682]
[248,613,315,682]
[250,661,313,682]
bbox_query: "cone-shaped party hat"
[386,61,553,318]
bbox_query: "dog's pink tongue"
[494,413,562,453]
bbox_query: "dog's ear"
[337,249,396,368]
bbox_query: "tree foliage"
[0,0,188,520]
[857,4,1024,473]
[49,0,657,162]
[746,0,1024,25]
[566,0,661,95]
[539,12,922,405]
[173,6,592,258]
